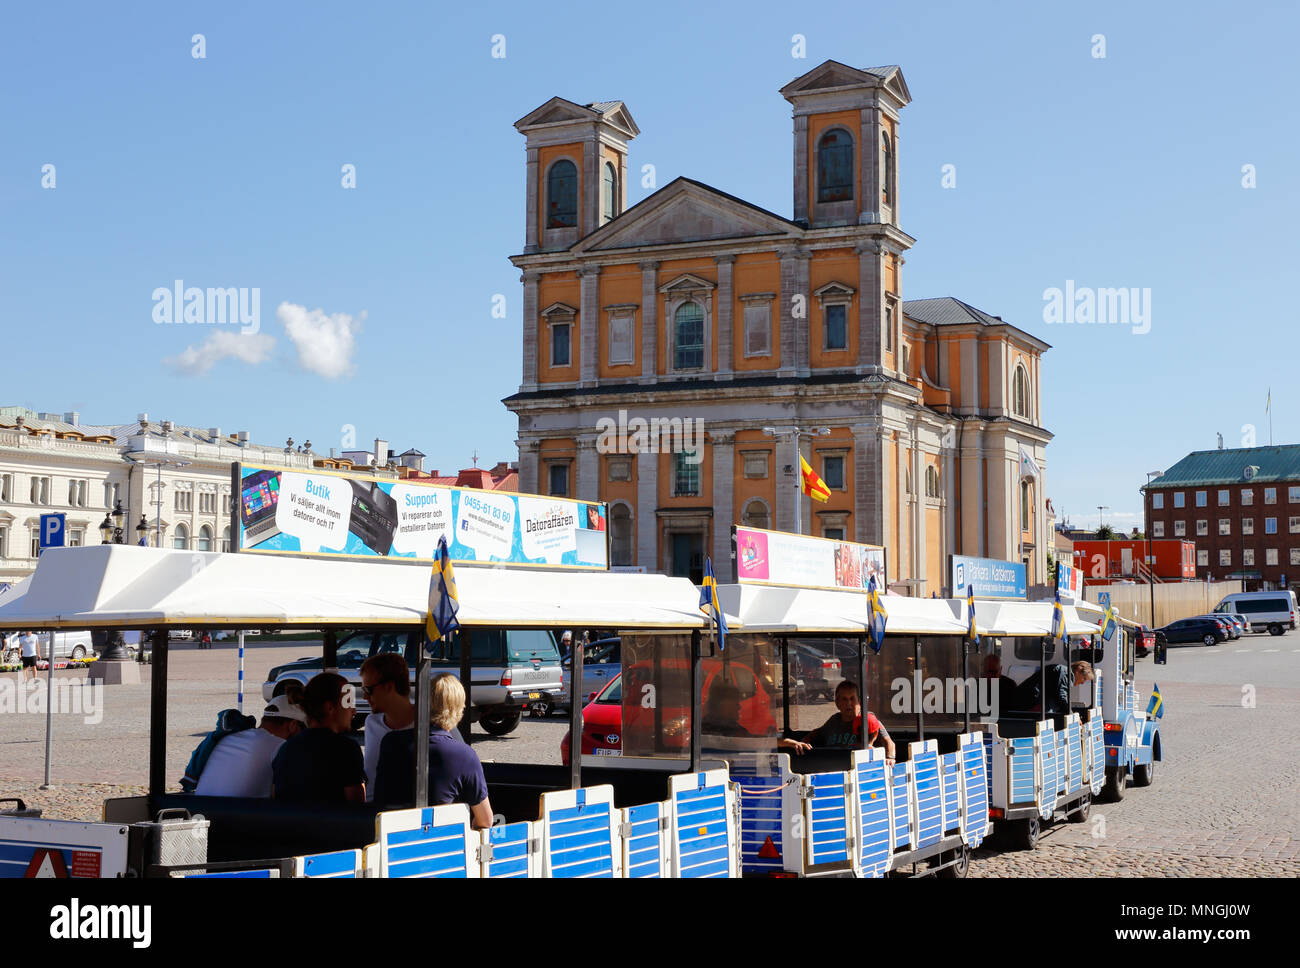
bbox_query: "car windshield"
[595,674,622,704]
[508,629,560,662]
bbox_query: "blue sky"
[2,0,1295,530]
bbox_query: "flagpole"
[794,429,802,536]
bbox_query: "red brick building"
[1143,445,1300,589]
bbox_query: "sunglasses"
[361,681,387,697]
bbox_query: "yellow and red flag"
[800,456,831,503]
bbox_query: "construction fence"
[1083,580,1244,629]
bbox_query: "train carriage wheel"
[1011,817,1039,851]
[1102,767,1126,802]
[1068,795,1091,823]
[1133,761,1155,787]
[935,845,971,878]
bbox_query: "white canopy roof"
[0,545,709,631]
[717,584,967,635]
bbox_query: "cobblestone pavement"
[973,634,1300,876]
[4,636,1297,876]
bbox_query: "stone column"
[859,105,881,225]
[912,429,926,591]
[892,128,901,226]
[794,250,811,376]
[777,248,799,377]
[711,431,735,579]
[636,448,658,571]
[853,424,881,545]
[574,434,599,502]
[521,270,540,392]
[582,139,598,236]
[517,439,540,495]
[639,261,659,383]
[524,147,540,253]
[792,113,809,224]
[715,255,735,379]
[775,437,797,533]
[578,265,601,388]
[855,241,882,374]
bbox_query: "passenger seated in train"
[360,654,415,802]
[984,654,1020,716]
[271,672,367,803]
[781,681,896,765]
[373,674,493,829]
[700,680,758,738]
[193,696,306,798]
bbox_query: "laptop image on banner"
[241,470,282,547]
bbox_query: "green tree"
[1096,525,1116,540]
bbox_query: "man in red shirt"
[783,680,895,765]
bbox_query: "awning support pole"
[689,629,702,774]
[415,647,431,808]
[569,630,584,791]
[149,629,168,800]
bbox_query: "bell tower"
[780,61,911,229]
[515,98,639,254]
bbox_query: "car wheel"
[2,648,18,665]
[480,709,522,736]
[71,645,86,660]
[1202,634,1216,647]
[1102,767,1126,802]
[935,845,971,878]
[1269,624,1284,636]
[1011,817,1039,851]
[1068,795,1091,823]
[1133,761,1155,787]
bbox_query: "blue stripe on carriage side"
[488,857,529,877]
[677,784,724,802]
[551,812,612,839]
[302,850,359,878]
[386,822,463,847]
[550,801,611,824]
[553,858,613,878]
[551,843,613,872]
[387,840,465,868]
[390,853,466,877]
[186,869,275,878]
[677,807,726,831]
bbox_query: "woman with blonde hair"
[373,673,493,828]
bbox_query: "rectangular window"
[1197,549,1208,567]
[1242,489,1254,506]
[1173,520,1185,537]
[673,451,700,498]
[608,311,634,365]
[1266,548,1279,566]
[1291,486,1300,503]
[1218,489,1230,506]
[824,304,847,351]
[174,491,192,512]
[607,458,632,483]
[67,529,83,548]
[1219,519,1231,535]
[743,303,770,357]
[1265,488,1277,505]
[742,452,769,479]
[822,455,845,490]
[1196,519,1208,536]
[1291,549,1300,566]
[884,303,894,352]
[0,526,7,558]
[1291,516,1300,534]
[1243,518,1254,535]
[0,474,10,502]
[823,527,846,541]
[547,464,569,498]
[551,322,571,368]
[1244,548,1255,566]
[1174,492,1185,508]
[1152,493,1163,509]
[1153,521,1165,537]
[1219,549,1231,567]
[1265,517,1277,535]
[31,536,41,558]
[1195,490,1207,507]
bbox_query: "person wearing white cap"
[195,696,307,798]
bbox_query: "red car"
[559,658,780,764]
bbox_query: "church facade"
[504,60,1051,592]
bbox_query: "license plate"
[592,748,622,756]
[528,692,541,699]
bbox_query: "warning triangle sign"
[25,849,68,878]
[757,835,781,859]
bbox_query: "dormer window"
[817,129,853,202]
[547,160,577,228]
[602,162,618,224]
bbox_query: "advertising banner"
[950,554,1027,600]
[233,464,608,569]
[1056,561,1085,603]
[734,526,886,592]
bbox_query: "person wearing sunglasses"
[360,653,415,802]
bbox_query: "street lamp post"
[761,426,830,535]
[96,502,134,662]
[1145,471,1163,628]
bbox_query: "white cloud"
[277,301,364,380]
[163,330,276,375]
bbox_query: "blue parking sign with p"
[39,513,66,552]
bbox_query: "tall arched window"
[881,132,894,206]
[602,161,618,223]
[197,525,212,552]
[610,504,633,566]
[547,160,577,228]
[173,523,189,550]
[817,129,854,202]
[674,302,705,369]
[222,526,231,553]
[1013,366,1030,418]
[742,499,770,530]
[925,465,940,498]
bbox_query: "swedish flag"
[1100,604,1117,642]
[1146,683,1164,719]
[427,535,460,641]
[967,584,979,647]
[699,557,727,651]
[867,575,888,654]
[1050,587,1065,642]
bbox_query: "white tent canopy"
[0,545,709,631]
[717,584,967,635]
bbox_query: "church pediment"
[575,178,799,253]
[515,97,600,131]
[780,60,911,106]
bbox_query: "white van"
[1,630,95,662]
[1213,591,1298,636]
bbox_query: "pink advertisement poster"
[734,525,886,591]
[736,528,770,581]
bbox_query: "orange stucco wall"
[537,272,580,383]
[809,250,858,368]
[656,444,713,506]
[596,264,641,378]
[656,257,717,372]
[732,253,781,372]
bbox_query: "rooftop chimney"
[209,427,221,442]
[64,411,79,426]
[374,438,389,466]
[237,431,250,446]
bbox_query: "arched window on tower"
[817,129,854,202]
[602,161,618,224]
[197,525,212,552]
[881,132,894,206]
[547,160,578,228]
[1013,365,1030,419]
[610,504,633,566]
[674,302,705,370]
[173,523,189,550]
[742,499,770,530]
[925,465,940,499]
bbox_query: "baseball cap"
[263,696,307,724]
